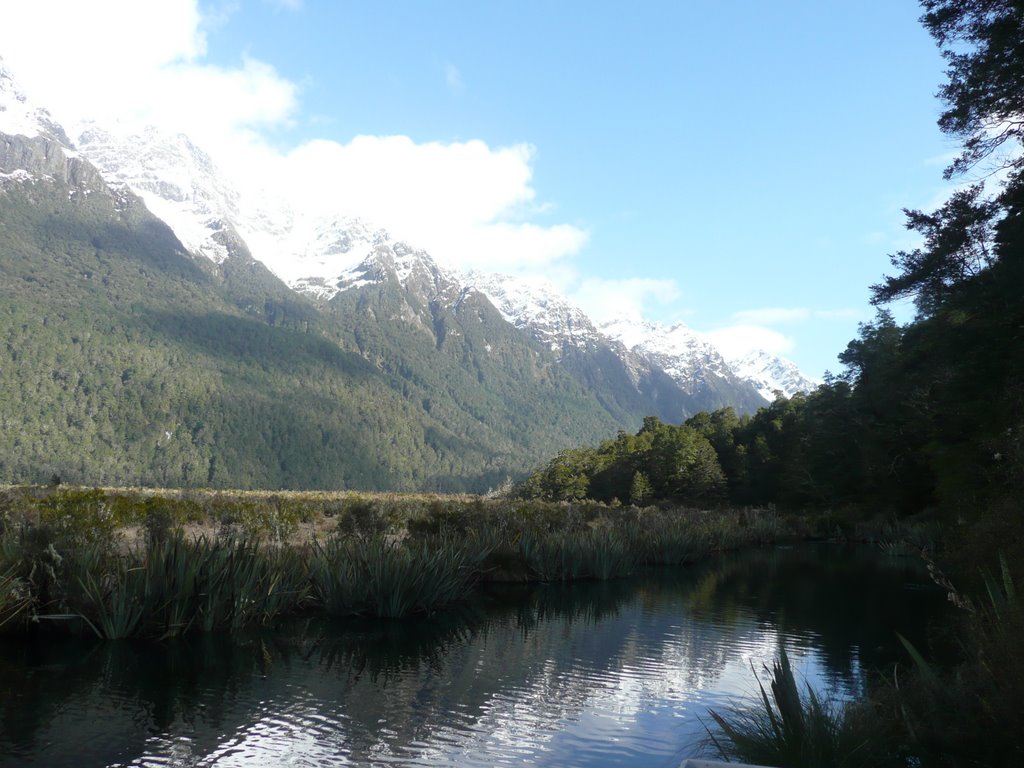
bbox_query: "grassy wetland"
[0,485,792,639]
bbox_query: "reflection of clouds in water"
[1,546,940,767]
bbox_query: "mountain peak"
[73,122,246,264]
[465,272,600,354]
[0,57,72,147]
[729,350,822,400]
[334,240,459,300]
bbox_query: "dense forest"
[521,0,1024,571]
[0,152,627,492]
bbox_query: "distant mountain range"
[0,57,818,490]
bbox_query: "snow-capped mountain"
[729,350,821,401]
[73,123,247,265]
[599,316,732,389]
[0,57,71,145]
[598,315,768,413]
[1,58,128,203]
[465,272,602,357]
[3,57,816,422]
[337,240,470,307]
[72,122,391,300]
[463,274,768,416]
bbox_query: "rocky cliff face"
[1,58,104,192]
[73,123,252,265]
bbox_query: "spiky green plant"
[705,648,892,768]
[309,534,483,618]
[144,533,202,638]
[889,552,1024,766]
[580,527,635,580]
[518,530,584,580]
[308,537,365,615]
[194,536,295,632]
[71,548,148,640]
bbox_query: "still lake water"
[0,544,947,767]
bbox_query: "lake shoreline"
[1,484,931,640]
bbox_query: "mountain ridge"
[0,59,817,490]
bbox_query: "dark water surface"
[0,544,947,767]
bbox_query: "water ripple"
[0,546,947,768]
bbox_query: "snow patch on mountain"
[729,350,822,400]
[0,168,33,183]
[465,272,599,355]
[240,212,391,297]
[336,240,460,299]
[72,121,393,297]
[600,315,732,385]
[74,123,244,264]
[0,57,69,144]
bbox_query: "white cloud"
[703,325,795,360]
[0,0,585,275]
[0,1,207,122]
[570,278,681,324]
[446,63,464,95]
[0,1,296,153]
[268,135,586,271]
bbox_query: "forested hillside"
[0,139,622,491]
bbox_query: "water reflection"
[0,544,945,767]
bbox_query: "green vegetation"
[705,553,1022,768]
[0,166,626,493]
[518,416,726,504]
[706,648,894,768]
[0,486,792,637]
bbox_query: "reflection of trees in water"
[686,544,949,681]
[0,546,946,767]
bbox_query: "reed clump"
[705,647,900,768]
[65,534,311,639]
[705,554,1024,767]
[309,533,489,618]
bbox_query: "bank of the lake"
[0,543,948,768]
[1,485,821,637]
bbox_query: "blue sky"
[0,1,955,377]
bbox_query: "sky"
[0,1,960,378]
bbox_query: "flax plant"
[71,547,147,639]
[705,647,895,768]
[309,534,486,618]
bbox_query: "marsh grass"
[64,535,310,639]
[0,485,799,635]
[73,554,147,640]
[309,534,488,618]
[0,563,30,631]
[885,552,1024,766]
[525,526,636,581]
